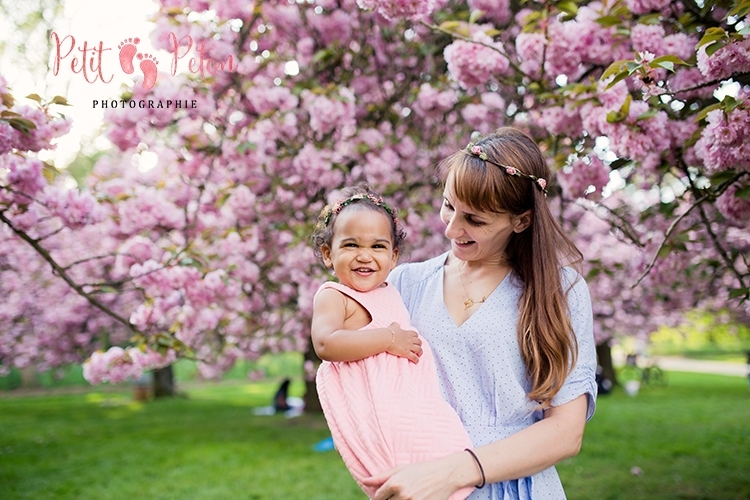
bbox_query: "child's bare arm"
[311,288,422,363]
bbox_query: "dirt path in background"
[653,356,747,378]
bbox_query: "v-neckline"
[439,261,511,328]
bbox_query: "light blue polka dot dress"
[388,252,598,500]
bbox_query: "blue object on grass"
[313,436,334,452]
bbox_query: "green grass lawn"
[558,372,750,500]
[0,379,364,500]
[1,372,748,500]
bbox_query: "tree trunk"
[596,341,617,391]
[152,365,175,397]
[20,365,39,388]
[303,337,323,413]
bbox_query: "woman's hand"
[385,322,423,363]
[362,452,475,500]
[362,463,451,500]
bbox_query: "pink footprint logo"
[117,37,140,74]
[136,53,159,90]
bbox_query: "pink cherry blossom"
[539,106,583,137]
[41,187,106,229]
[358,0,436,21]
[413,84,457,117]
[247,86,299,115]
[306,9,354,46]
[2,155,46,203]
[83,346,176,384]
[631,24,665,55]
[468,0,511,25]
[515,33,546,78]
[695,105,750,173]
[697,39,750,80]
[662,33,697,62]
[626,0,671,15]
[0,121,14,155]
[558,155,611,201]
[444,32,510,89]
[544,20,583,77]
[303,88,356,139]
[716,182,750,225]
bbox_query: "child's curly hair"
[311,183,407,264]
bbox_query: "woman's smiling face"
[321,207,399,292]
[440,176,529,264]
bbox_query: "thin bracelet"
[387,326,396,351]
[464,448,486,488]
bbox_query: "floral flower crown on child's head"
[323,193,398,226]
[464,142,548,195]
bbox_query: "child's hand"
[386,322,423,363]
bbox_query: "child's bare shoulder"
[314,286,347,309]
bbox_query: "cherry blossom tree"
[2,0,749,400]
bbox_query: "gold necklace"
[458,261,487,310]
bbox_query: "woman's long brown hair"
[439,127,583,408]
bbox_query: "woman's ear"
[321,245,333,268]
[512,210,533,233]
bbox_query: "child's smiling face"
[321,207,399,292]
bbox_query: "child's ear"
[321,245,333,268]
[390,248,399,269]
[512,210,532,233]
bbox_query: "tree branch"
[633,171,746,287]
[0,210,135,330]
[419,20,526,77]
[663,73,750,97]
[61,251,132,271]
[696,196,748,290]
[632,191,710,287]
[569,197,645,248]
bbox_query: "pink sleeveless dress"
[315,281,475,500]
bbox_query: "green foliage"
[0,352,304,391]
[0,364,87,391]
[730,0,750,19]
[0,0,65,80]
[649,310,750,360]
[173,352,304,381]
[601,55,687,90]
[65,149,105,186]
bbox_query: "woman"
[361,127,597,499]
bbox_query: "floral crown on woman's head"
[323,192,398,226]
[464,142,548,195]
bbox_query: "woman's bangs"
[445,154,513,213]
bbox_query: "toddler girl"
[311,184,475,500]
